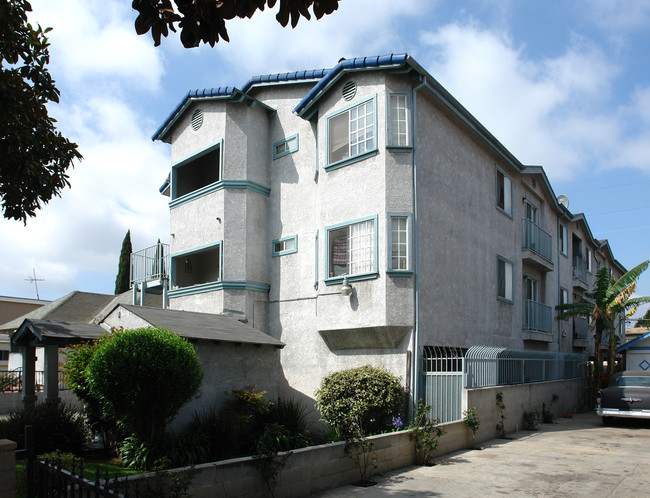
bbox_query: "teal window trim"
[169,179,270,209]
[387,212,413,276]
[171,139,223,200]
[324,214,378,285]
[559,287,569,306]
[386,90,412,148]
[170,241,222,288]
[559,225,568,256]
[273,134,299,159]
[497,255,514,303]
[314,231,319,289]
[168,280,270,298]
[495,166,513,218]
[325,94,378,172]
[272,235,298,257]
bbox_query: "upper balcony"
[521,219,553,271]
[573,256,588,290]
[523,299,553,342]
[573,317,589,348]
[130,242,170,290]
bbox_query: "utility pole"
[25,268,44,300]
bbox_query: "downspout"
[410,76,427,418]
[558,208,570,353]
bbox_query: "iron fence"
[130,242,170,285]
[0,370,67,393]
[37,457,134,497]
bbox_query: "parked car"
[597,370,650,424]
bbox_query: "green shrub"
[0,403,89,454]
[119,432,210,470]
[86,327,203,442]
[315,365,405,438]
[408,399,445,465]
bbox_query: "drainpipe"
[410,76,427,418]
[557,209,570,353]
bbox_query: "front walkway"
[317,413,650,497]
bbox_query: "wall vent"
[191,108,203,131]
[342,81,357,101]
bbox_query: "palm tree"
[556,260,650,406]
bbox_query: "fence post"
[0,438,17,498]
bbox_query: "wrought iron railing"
[524,299,552,333]
[130,242,170,285]
[0,370,67,393]
[522,219,553,261]
[574,317,589,341]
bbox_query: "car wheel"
[602,416,615,426]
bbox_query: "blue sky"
[1,0,649,320]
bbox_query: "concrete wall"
[0,390,81,415]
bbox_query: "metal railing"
[38,457,133,497]
[573,256,588,283]
[130,242,170,285]
[523,299,552,333]
[574,317,589,341]
[421,346,464,423]
[522,219,553,261]
[0,370,67,393]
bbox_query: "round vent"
[191,108,203,131]
[342,81,357,101]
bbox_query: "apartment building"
[139,54,624,408]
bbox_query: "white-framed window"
[326,96,376,169]
[326,216,377,281]
[388,92,410,147]
[387,213,412,274]
[587,248,593,273]
[559,225,568,255]
[172,140,223,201]
[524,275,539,302]
[497,256,513,302]
[272,235,298,257]
[496,168,512,216]
[273,134,299,159]
[171,241,222,289]
[559,287,569,306]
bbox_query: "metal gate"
[421,346,465,423]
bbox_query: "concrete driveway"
[317,412,650,497]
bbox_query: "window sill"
[495,206,513,219]
[386,145,412,152]
[324,149,378,172]
[497,296,514,304]
[324,272,379,286]
[170,180,271,209]
[387,270,413,277]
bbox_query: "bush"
[0,403,89,454]
[86,327,203,442]
[315,365,405,437]
[119,432,210,470]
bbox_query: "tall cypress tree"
[115,230,132,294]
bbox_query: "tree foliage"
[556,261,650,404]
[115,230,132,294]
[315,365,404,438]
[0,0,82,223]
[132,0,341,48]
[86,327,203,442]
[635,307,650,328]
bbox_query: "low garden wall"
[135,377,586,497]
[0,391,81,415]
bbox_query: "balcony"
[523,299,553,342]
[522,220,553,271]
[573,256,588,289]
[130,242,170,287]
[573,317,589,348]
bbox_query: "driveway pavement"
[316,413,650,497]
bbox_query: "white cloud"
[584,0,650,32]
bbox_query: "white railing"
[522,219,553,261]
[130,242,170,284]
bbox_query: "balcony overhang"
[572,278,589,291]
[522,330,554,343]
[318,325,410,351]
[573,338,589,349]
[522,250,554,272]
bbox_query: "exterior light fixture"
[340,276,353,296]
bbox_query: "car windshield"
[611,376,650,387]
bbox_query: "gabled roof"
[11,318,106,347]
[617,330,650,353]
[116,305,285,348]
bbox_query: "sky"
[2,0,650,321]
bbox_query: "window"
[496,169,512,216]
[587,249,593,273]
[559,288,569,306]
[524,276,539,302]
[388,92,410,147]
[273,134,299,159]
[497,256,513,302]
[388,214,412,273]
[272,235,298,257]
[326,97,376,168]
[172,141,222,200]
[0,350,9,361]
[171,242,222,289]
[559,225,568,255]
[525,200,538,224]
[326,216,377,281]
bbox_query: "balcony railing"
[130,242,170,285]
[574,317,588,341]
[522,219,553,262]
[0,370,67,393]
[524,299,553,333]
[573,256,588,283]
